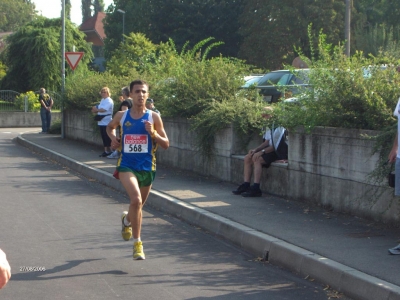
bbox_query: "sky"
[32,0,114,25]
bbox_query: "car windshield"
[242,76,263,88]
[257,71,288,86]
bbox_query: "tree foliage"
[1,17,93,91]
[106,32,158,76]
[100,0,400,70]
[82,0,91,23]
[354,0,400,29]
[355,24,400,59]
[103,0,244,60]
[81,0,105,23]
[93,0,105,14]
[238,0,345,70]
[0,0,36,32]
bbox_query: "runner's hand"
[144,121,154,136]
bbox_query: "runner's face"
[130,84,148,105]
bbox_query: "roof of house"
[79,12,106,46]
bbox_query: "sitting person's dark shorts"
[262,139,288,168]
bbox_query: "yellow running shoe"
[121,211,132,241]
[133,241,145,260]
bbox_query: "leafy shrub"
[65,36,263,157]
[191,96,266,157]
[274,31,400,131]
[14,91,40,112]
[142,38,262,156]
[64,69,140,111]
[147,38,252,118]
[272,29,400,185]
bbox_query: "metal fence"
[0,90,20,111]
[0,90,62,112]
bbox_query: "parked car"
[256,69,310,103]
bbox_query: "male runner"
[107,79,169,260]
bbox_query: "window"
[257,71,288,86]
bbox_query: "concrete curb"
[17,135,400,300]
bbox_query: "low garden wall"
[62,110,399,224]
[0,112,61,127]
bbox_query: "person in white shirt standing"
[388,96,400,254]
[92,87,114,157]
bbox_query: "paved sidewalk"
[16,131,400,300]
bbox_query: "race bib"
[123,134,148,153]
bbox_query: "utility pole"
[61,0,66,138]
[345,0,351,57]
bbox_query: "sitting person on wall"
[232,106,288,197]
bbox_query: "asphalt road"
[0,128,351,300]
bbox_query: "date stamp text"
[20,266,46,272]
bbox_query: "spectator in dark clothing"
[38,88,54,133]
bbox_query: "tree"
[93,0,104,14]
[148,0,244,58]
[0,17,93,91]
[353,0,400,57]
[355,23,400,58]
[354,0,400,29]
[0,0,36,32]
[66,0,71,21]
[106,32,158,76]
[81,0,91,23]
[81,0,105,24]
[103,0,158,59]
[103,0,244,60]
[238,0,345,70]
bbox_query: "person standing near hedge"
[38,88,53,134]
[92,87,114,157]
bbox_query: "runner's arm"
[107,111,122,147]
[145,112,169,149]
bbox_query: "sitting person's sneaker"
[241,186,262,197]
[388,244,400,255]
[121,211,132,241]
[99,151,111,157]
[232,183,250,195]
[107,150,119,159]
[133,241,145,260]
